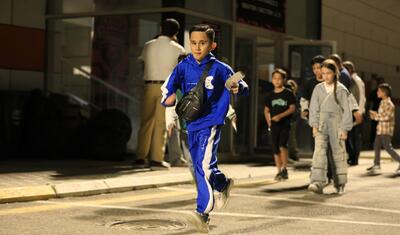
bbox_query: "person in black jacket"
[329,54,351,89]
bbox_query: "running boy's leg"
[188,126,229,215]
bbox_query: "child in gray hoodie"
[308,59,353,194]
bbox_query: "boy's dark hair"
[161,18,180,37]
[343,61,355,74]
[311,55,325,65]
[329,54,343,68]
[378,83,392,97]
[272,68,287,80]
[189,24,215,42]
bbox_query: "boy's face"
[272,73,285,88]
[312,63,322,79]
[377,88,386,98]
[321,67,335,84]
[190,31,215,63]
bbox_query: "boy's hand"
[167,123,176,137]
[353,111,363,125]
[312,127,319,137]
[369,110,377,120]
[231,82,239,94]
[339,131,348,140]
[271,115,281,122]
[300,110,309,120]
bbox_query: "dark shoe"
[132,159,148,168]
[187,211,209,233]
[216,178,234,209]
[289,154,299,161]
[274,172,282,181]
[150,160,170,170]
[335,185,345,195]
[280,168,288,180]
[347,160,358,166]
[171,158,188,167]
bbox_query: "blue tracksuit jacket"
[161,53,248,131]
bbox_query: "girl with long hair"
[308,59,353,194]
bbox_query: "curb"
[0,185,56,203]
[0,173,194,204]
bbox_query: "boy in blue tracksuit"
[161,24,249,232]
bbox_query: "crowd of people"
[133,18,399,232]
[264,54,400,195]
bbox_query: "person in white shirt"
[134,18,186,169]
[343,61,366,165]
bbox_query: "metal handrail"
[61,57,139,104]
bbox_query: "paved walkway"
[0,149,398,204]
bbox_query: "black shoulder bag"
[175,62,213,122]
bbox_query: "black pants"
[370,120,378,147]
[347,124,362,165]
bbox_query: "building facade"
[0,0,399,160]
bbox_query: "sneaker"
[132,159,149,168]
[335,185,345,195]
[366,165,381,175]
[187,211,209,233]
[289,154,299,161]
[308,183,323,194]
[280,168,288,180]
[150,160,170,170]
[216,178,234,209]
[274,172,282,181]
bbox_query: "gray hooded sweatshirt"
[309,82,353,133]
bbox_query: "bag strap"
[193,61,214,91]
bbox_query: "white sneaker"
[187,211,209,233]
[308,183,323,194]
[216,178,234,209]
[366,165,381,175]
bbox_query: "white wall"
[0,0,46,91]
[322,0,400,94]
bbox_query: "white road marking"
[38,200,400,228]
[161,187,400,215]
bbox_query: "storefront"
[45,0,334,160]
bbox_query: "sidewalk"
[0,149,398,204]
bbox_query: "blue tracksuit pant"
[188,125,228,214]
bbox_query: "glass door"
[233,38,254,154]
[284,40,336,153]
[254,37,275,153]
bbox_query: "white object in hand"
[225,71,245,90]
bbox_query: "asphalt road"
[1,160,399,235]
